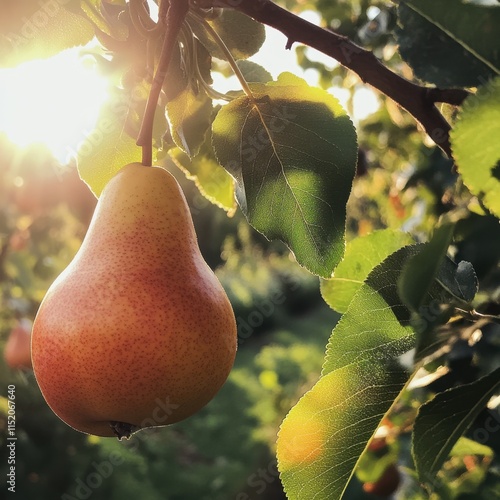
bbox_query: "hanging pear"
[32,163,237,439]
[4,319,33,371]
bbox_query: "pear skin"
[31,163,237,438]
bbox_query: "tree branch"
[198,0,471,158]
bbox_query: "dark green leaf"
[397,0,500,87]
[454,261,478,302]
[212,73,358,277]
[436,259,478,303]
[413,367,500,487]
[398,222,455,312]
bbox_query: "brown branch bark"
[198,0,471,158]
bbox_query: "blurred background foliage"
[1,0,500,499]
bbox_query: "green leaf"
[0,0,94,67]
[436,259,478,303]
[212,73,358,277]
[77,87,142,197]
[165,40,213,157]
[167,90,213,158]
[451,77,500,218]
[162,43,190,102]
[449,437,493,459]
[398,222,455,312]
[277,245,419,500]
[321,229,414,313]
[412,367,500,487]
[236,60,273,83]
[193,10,266,61]
[169,143,236,215]
[398,222,477,358]
[397,0,500,87]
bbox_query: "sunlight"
[0,47,109,166]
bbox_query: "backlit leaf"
[0,0,94,67]
[236,60,273,84]
[321,229,413,313]
[451,77,500,218]
[277,245,419,500]
[167,91,212,158]
[193,10,266,61]
[169,141,236,215]
[212,73,357,277]
[77,87,142,196]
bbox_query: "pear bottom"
[32,270,237,438]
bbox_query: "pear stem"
[137,0,189,166]
[109,421,140,440]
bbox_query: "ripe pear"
[4,319,33,370]
[31,163,237,439]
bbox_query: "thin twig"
[137,0,189,165]
[197,0,470,157]
[189,11,255,100]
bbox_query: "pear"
[4,319,33,371]
[31,163,237,439]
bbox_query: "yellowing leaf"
[77,88,142,196]
[0,1,94,67]
[170,146,236,215]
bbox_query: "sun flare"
[0,47,109,165]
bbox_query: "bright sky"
[0,9,379,165]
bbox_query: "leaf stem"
[455,307,500,322]
[129,0,161,38]
[137,0,189,166]
[188,11,255,101]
